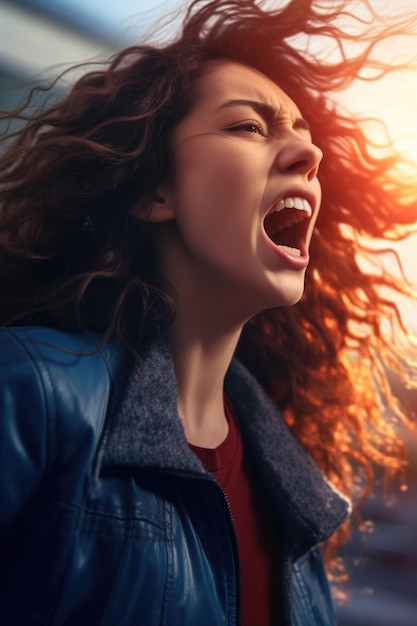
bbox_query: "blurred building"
[0,0,120,115]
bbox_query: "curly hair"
[1,0,417,577]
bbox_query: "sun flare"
[395,123,417,166]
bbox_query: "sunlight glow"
[395,124,417,167]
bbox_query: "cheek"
[172,141,262,232]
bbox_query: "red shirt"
[189,397,284,626]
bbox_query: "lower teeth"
[278,245,301,257]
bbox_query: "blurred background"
[1,0,416,623]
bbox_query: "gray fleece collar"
[102,331,351,553]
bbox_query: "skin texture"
[145,61,322,446]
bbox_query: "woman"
[0,0,416,624]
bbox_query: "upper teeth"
[273,197,312,215]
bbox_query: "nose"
[275,136,323,181]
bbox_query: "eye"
[227,120,266,136]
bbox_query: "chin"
[256,289,304,315]
[267,278,306,309]
[277,293,304,308]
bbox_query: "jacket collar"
[101,331,351,554]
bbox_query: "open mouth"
[263,196,312,257]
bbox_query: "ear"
[131,185,176,223]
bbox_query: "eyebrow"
[215,99,311,132]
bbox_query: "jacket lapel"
[101,331,351,552]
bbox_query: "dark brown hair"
[1,0,417,577]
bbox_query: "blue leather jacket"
[0,326,350,625]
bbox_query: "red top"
[189,397,284,626]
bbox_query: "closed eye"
[227,120,266,136]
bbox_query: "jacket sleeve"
[0,330,50,542]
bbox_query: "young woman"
[0,0,416,624]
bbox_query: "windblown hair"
[1,0,417,576]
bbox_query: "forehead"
[191,60,302,120]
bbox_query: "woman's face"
[153,60,322,323]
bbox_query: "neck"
[170,308,242,449]
[155,222,251,447]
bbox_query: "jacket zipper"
[160,469,242,626]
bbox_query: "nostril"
[308,166,319,182]
[287,160,309,172]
